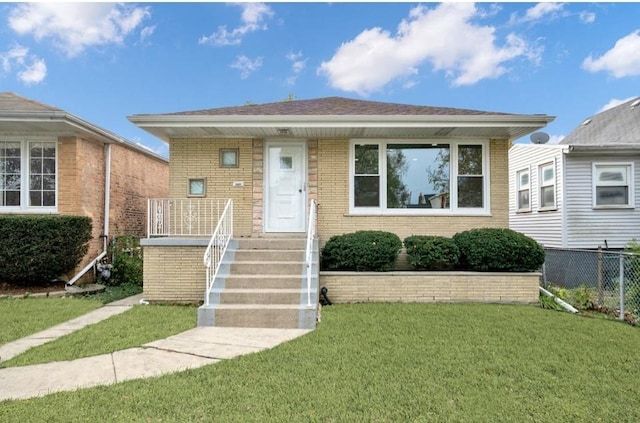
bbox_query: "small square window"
[220,149,238,168]
[280,156,293,170]
[188,178,206,197]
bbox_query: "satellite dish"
[530,132,550,144]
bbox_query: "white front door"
[265,141,306,232]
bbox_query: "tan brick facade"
[165,137,509,241]
[320,271,540,304]
[143,244,206,303]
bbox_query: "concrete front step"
[229,261,304,275]
[233,249,305,261]
[216,288,305,304]
[223,275,305,289]
[236,238,306,250]
[199,304,317,329]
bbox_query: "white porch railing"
[147,198,228,237]
[304,199,318,307]
[203,199,233,306]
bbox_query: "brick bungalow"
[128,97,554,328]
[0,92,169,284]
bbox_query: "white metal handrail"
[147,198,227,237]
[203,199,233,306]
[304,199,318,307]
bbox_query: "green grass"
[85,283,143,304]
[2,304,197,368]
[0,297,102,345]
[1,303,640,422]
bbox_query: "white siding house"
[509,96,640,250]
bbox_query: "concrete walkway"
[0,294,312,402]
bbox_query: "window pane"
[43,158,55,174]
[43,191,55,207]
[518,190,530,210]
[2,191,20,206]
[30,144,42,157]
[354,176,379,207]
[458,176,483,208]
[30,191,42,207]
[541,165,554,183]
[30,158,42,173]
[43,146,56,158]
[387,144,449,209]
[596,186,628,205]
[43,175,55,190]
[3,174,20,190]
[30,175,42,190]
[458,145,482,175]
[541,186,555,208]
[597,166,626,185]
[354,144,378,175]
[519,171,529,188]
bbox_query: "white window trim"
[592,162,634,209]
[538,160,556,211]
[0,137,58,213]
[516,167,531,213]
[348,139,490,216]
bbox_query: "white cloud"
[140,25,156,43]
[199,3,274,46]
[318,3,539,95]
[285,51,307,85]
[582,30,640,77]
[523,3,565,22]
[0,44,47,85]
[597,96,638,113]
[231,55,263,79]
[8,3,150,58]
[579,11,596,24]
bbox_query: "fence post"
[597,246,604,305]
[619,254,625,321]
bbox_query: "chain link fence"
[542,247,640,321]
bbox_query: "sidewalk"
[0,295,312,402]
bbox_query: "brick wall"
[169,138,253,236]
[57,136,168,279]
[320,271,540,304]
[142,244,206,303]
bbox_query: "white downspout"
[66,144,111,287]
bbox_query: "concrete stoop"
[198,237,319,329]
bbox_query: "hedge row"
[0,215,92,285]
[321,228,545,272]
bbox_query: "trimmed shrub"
[0,215,92,285]
[452,227,545,272]
[321,231,402,271]
[404,235,460,270]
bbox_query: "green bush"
[0,215,92,285]
[403,235,460,270]
[321,231,402,271]
[452,228,545,272]
[104,235,143,287]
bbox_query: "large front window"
[0,139,57,211]
[350,140,487,214]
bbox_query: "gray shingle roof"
[560,96,640,146]
[0,92,61,112]
[162,96,513,117]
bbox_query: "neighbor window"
[593,163,633,207]
[188,178,206,197]
[516,168,530,211]
[0,139,57,210]
[539,162,556,209]
[350,140,487,214]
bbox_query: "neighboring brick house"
[0,92,168,284]
[127,97,554,316]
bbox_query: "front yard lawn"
[1,303,639,421]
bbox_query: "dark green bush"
[0,215,92,285]
[452,227,545,272]
[404,235,460,270]
[104,235,143,287]
[321,231,402,271]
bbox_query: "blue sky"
[1,2,639,158]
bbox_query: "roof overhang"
[127,114,555,143]
[566,144,640,154]
[0,111,167,162]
